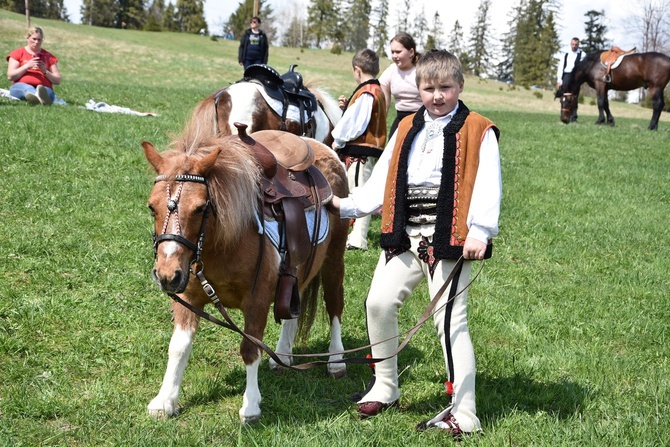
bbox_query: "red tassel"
[367,354,376,369]
[444,381,454,396]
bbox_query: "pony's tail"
[296,272,321,342]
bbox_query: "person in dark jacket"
[238,17,269,69]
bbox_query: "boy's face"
[418,76,463,118]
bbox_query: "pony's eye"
[147,204,156,217]
[194,204,207,215]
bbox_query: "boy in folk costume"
[330,49,501,436]
[331,48,387,251]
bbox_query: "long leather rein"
[152,172,482,371]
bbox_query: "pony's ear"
[194,148,221,175]
[142,141,163,173]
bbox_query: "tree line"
[3,0,669,89]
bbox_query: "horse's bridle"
[560,93,576,114]
[152,174,211,272]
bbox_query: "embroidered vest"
[338,80,387,158]
[380,102,499,260]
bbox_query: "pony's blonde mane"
[164,134,261,248]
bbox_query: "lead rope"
[170,256,482,370]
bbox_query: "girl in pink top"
[6,26,62,105]
[379,33,423,138]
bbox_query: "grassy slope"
[1,10,669,447]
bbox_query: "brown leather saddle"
[241,64,319,138]
[232,123,332,322]
[600,46,636,82]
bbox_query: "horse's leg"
[270,319,298,370]
[239,286,273,423]
[240,354,262,423]
[595,89,607,125]
[321,228,347,379]
[147,301,199,419]
[648,87,664,130]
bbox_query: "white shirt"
[339,104,502,244]
[557,49,583,82]
[331,93,374,149]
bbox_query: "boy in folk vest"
[330,49,501,437]
[331,48,387,251]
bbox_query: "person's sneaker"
[36,85,53,105]
[25,92,40,105]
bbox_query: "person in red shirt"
[6,26,62,105]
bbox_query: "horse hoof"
[329,369,347,379]
[147,407,179,420]
[240,413,262,424]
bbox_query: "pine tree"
[145,0,165,31]
[371,0,390,57]
[343,0,371,52]
[1,0,69,21]
[411,6,427,50]
[81,0,117,27]
[447,20,470,72]
[395,0,411,34]
[116,0,147,29]
[512,0,560,87]
[306,0,340,48]
[582,10,609,53]
[174,0,206,34]
[162,2,179,31]
[425,11,444,50]
[468,0,493,77]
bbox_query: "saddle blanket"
[251,83,309,123]
[255,207,330,250]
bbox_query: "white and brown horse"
[143,119,349,422]
[185,78,342,146]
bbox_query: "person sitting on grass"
[6,26,61,106]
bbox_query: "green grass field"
[1,10,669,446]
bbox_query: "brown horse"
[560,51,670,130]
[184,80,342,145]
[142,121,349,422]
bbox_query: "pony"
[142,119,349,422]
[184,75,342,146]
[559,50,670,130]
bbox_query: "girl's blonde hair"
[26,26,44,38]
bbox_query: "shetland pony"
[185,80,342,145]
[143,119,349,422]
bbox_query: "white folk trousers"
[358,233,481,432]
[346,158,375,250]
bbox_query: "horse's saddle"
[242,64,319,138]
[232,123,332,322]
[600,46,637,82]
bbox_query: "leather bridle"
[152,174,211,273]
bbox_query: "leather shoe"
[357,400,398,418]
[415,412,465,438]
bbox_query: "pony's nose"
[154,268,186,292]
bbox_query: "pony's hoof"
[328,366,347,379]
[147,407,179,420]
[240,413,262,424]
[147,398,179,419]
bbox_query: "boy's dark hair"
[415,49,464,86]
[352,49,380,77]
[251,16,261,24]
